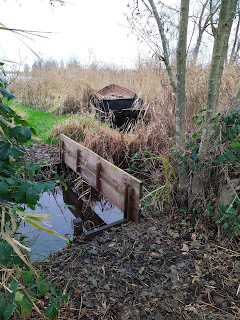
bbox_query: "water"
[19,186,123,261]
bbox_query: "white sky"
[1,0,150,68]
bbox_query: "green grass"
[7,101,69,143]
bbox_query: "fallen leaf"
[181,243,189,252]
[191,233,197,241]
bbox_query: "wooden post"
[76,149,81,173]
[127,187,134,222]
[124,185,129,220]
[60,140,65,164]
[96,163,101,191]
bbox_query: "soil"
[27,143,240,320]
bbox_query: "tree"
[137,0,239,207]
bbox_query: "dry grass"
[9,60,240,167]
[10,61,240,121]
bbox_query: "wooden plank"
[61,134,142,198]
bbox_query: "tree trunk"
[230,13,240,63]
[148,0,177,94]
[198,0,237,164]
[190,0,238,207]
[176,0,190,206]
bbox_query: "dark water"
[19,186,123,261]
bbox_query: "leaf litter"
[36,212,240,320]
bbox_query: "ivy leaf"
[0,141,11,160]
[0,87,15,101]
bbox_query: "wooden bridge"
[60,134,142,233]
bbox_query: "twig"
[212,244,240,256]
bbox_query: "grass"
[7,101,69,143]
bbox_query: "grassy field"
[7,101,69,143]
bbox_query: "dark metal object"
[92,84,144,128]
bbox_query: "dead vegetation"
[10,61,240,119]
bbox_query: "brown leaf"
[181,243,189,252]
[191,233,197,241]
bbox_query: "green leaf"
[42,181,55,192]
[15,181,32,203]
[0,87,15,101]
[192,133,198,139]
[14,291,24,303]
[20,298,32,319]
[231,140,239,149]
[22,271,34,285]
[10,148,24,160]
[9,126,23,139]
[0,297,6,318]
[3,303,16,320]
[26,184,41,206]
[44,304,54,317]
[0,141,11,160]
[26,163,37,177]
[0,180,8,194]
[23,127,31,141]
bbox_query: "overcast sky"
[1,0,150,68]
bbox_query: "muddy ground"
[26,143,240,320]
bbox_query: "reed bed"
[10,61,240,120]
[9,60,240,168]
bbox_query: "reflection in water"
[19,186,123,261]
